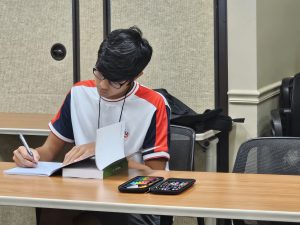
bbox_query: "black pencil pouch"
[118,176,164,193]
[118,176,195,195]
[150,178,196,195]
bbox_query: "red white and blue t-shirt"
[49,80,170,162]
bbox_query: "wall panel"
[111,0,214,112]
[0,0,73,114]
[80,1,103,81]
[0,2,74,223]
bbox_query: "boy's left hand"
[63,142,95,165]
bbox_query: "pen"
[19,134,34,158]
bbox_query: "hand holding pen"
[12,134,39,167]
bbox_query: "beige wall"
[111,0,215,112]
[0,0,73,114]
[228,0,300,170]
[0,0,214,116]
[228,0,257,91]
[0,1,104,114]
[80,1,103,81]
[0,206,36,225]
[257,0,300,88]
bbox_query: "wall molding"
[228,81,281,104]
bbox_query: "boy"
[13,26,170,225]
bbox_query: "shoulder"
[70,80,97,96]
[73,80,96,88]
[135,84,169,108]
[68,80,98,102]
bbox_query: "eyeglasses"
[93,68,128,89]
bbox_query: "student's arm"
[145,158,167,170]
[13,132,66,167]
[36,132,66,161]
[128,158,167,171]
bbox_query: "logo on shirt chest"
[124,129,129,140]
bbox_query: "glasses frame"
[93,67,128,89]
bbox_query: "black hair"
[95,26,153,82]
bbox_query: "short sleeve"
[142,104,171,161]
[48,92,74,143]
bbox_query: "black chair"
[232,137,300,225]
[272,73,300,137]
[168,125,195,171]
[160,125,199,225]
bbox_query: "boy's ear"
[134,72,143,80]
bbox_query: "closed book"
[62,157,128,179]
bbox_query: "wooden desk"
[1,162,300,222]
[0,113,53,136]
[0,113,218,141]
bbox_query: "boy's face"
[93,69,131,99]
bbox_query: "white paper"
[95,121,125,170]
[4,162,63,176]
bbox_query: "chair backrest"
[290,73,300,136]
[233,137,300,225]
[272,73,300,137]
[233,137,300,175]
[160,126,196,225]
[168,125,195,171]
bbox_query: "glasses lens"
[93,69,105,81]
[93,67,128,89]
[110,81,122,89]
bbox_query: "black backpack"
[155,89,237,133]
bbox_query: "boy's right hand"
[13,146,40,168]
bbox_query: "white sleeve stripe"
[48,123,74,143]
[143,151,170,161]
[141,146,160,154]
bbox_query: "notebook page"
[4,162,63,176]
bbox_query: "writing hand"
[63,142,95,165]
[13,146,40,168]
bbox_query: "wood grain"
[0,113,53,135]
[1,162,300,222]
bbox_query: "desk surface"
[1,162,300,222]
[0,112,53,136]
[0,112,218,140]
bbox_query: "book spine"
[103,158,128,178]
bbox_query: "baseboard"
[228,81,281,104]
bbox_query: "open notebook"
[4,122,158,178]
[4,122,129,178]
[3,156,93,176]
[3,155,128,179]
